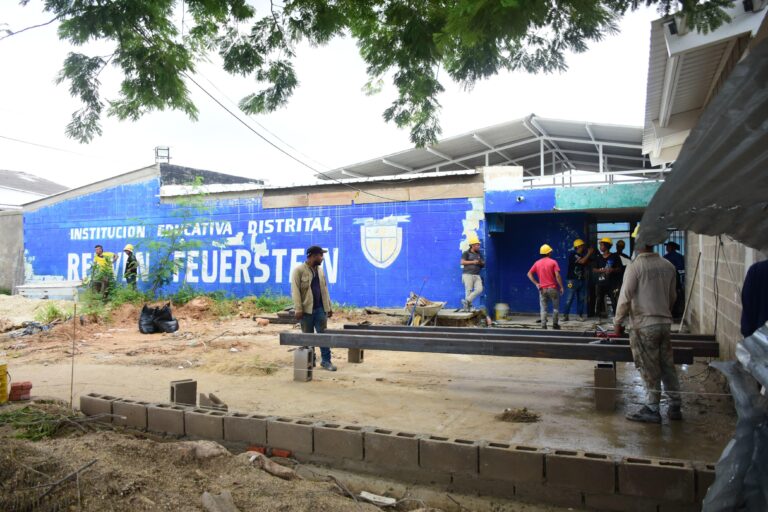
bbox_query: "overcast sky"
[0,2,660,189]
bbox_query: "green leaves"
[37,0,734,147]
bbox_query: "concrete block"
[364,429,420,470]
[170,379,197,406]
[618,457,695,502]
[185,409,225,440]
[546,450,616,494]
[112,399,149,429]
[267,417,314,454]
[79,393,118,420]
[694,462,716,503]
[594,363,617,411]
[313,423,364,460]
[514,482,584,508]
[328,458,451,486]
[348,348,364,363]
[479,442,545,483]
[585,493,660,512]
[293,348,313,382]
[147,403,187,435]
[450,473,515,499]
[419,436,478,474]
[223,413,269,445]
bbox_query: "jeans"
[563,279,586,317]
[300,307,331,364]
[462,274,483,306]
[539,288,560,326]
[594,281,617,317]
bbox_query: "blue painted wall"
[484,212,588,313]
[23,177,483,308]
[485,188,556,213]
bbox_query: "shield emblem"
[355,215,410,269]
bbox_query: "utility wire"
[0,134,91,156]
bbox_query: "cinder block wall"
[685,234,765,359]
[0,211,23,292]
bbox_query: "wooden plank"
[342,324,717,343]
[262,193,309,209]
[407,182,484,201]
[325,329,719,357]
[307,190,357,206]
[280,332,695,364]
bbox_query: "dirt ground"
[0,296,736,508]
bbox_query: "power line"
[0,134,90,156]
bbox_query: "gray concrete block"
[594,363,617,411]
[364,429,420,470]
[419,436,478,474]
[267,417,314,454]
[185,409,225,440]
[479,442,545,483]
[347,348,364,363]
[147,403,187,435]
[585,493,660,511]
[223,413,269,445]
[79,393,118,420]
[112,399,149,429]
[546,450,615,494]
[514,482,584,508]
[450,473,515,499]
[618,457,695,503]
[170,379,197,406]
[694,462,716,503]
[314,423,364,460]
[293,348,313,382]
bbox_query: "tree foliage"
[20,0,734,146]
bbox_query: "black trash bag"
[155,302,173,322]
[139,305,157,334]
[154,319,179,333]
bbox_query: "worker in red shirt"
[527,244,565,330]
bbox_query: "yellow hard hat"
[599,237,613,245]
[467,235,481,245]
[123,244,134,252]
[631,224,640,238]
[573,239,585,248]
[540,244,553,255]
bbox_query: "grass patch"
[0,405,84,441]
[211,299,239,319]
[332,301,357,313]
[243,291,292,313]
[33,302,72,324]
[0,287,11,295]
[109,285,151,307]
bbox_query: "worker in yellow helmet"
[526,244,564,329]
[593,237,623,320]
[123,244,139,289]
[91,244,116,296]
[563,238,594,321]
[460,234,485,311]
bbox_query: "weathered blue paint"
[555,182,661,210]
[485,188,556,213]
[23,177,483,308]
[484,212,588,313]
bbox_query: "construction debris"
[496,407,541,423]
[245,452,299,480]
[359,491,396,506]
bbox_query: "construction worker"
[741,258,768,338]
[291,245,336,371]
[615,225,681,423]
[123,244,138,289]
[91,244,115,295]
[563,239,594,321]
[664,241,685,318]
[593,237,622,319]
[527,244,564,330]
[460,235,485,311]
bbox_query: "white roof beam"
[381,159,413,172]
[340,169,365,178]
[426,147,471,170]
[405,136,541,175]
[525,116,576,171]
[472,133,521,165]
[658,54,682,128]
[545,136,642,149]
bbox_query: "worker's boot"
[668,404,683,421]
[626,405,661,424]
[563,314,570,322]
[552,323,561,330]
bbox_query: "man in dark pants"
[741,259,768,338]
[664,241,686,318]
[291,245,336,371]
[593,237,622,319]
[563,238,593,321]
[123,244,139,289]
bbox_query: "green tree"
[14,0,733,146]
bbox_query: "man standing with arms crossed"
[563,239,593,322]
[460,235,485,311]
[615,227,681,423]
[291,245,336,371]
[527,244,565,330]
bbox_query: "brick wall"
[685,234,765,359]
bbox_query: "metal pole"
[679,251,702,333]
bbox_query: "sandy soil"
[2,296,736,467]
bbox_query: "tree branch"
[0,16,60,42]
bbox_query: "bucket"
[0,362,7,405]
[494,303,510,321]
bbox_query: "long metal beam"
[280,332,694,364]
[341,324,716,342]
[325,329,718,357]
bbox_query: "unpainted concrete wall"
[0,211,23,292]
[685,233,765,359]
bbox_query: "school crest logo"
[353,215,410,269]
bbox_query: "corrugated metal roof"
[0,170,67,196]
[324,114,654,180]
[639,37,768,251]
